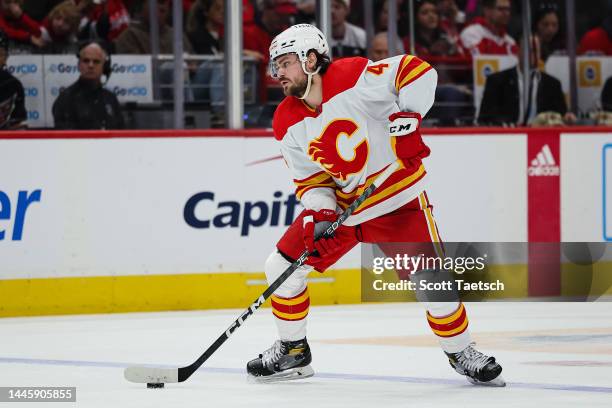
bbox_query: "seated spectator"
[368,31,404,61]
[0,0,44,49]
[578,15,612,55]
[437,0,465,49]
[114,0,193,54]
[330,0,366,58]
[459,0,517,55]
[52,40,124,129]
[603,76,612,112]
[186,0,223,55]
[39,1,80,54]
[533,2,565,61]
[23,0,63,22]
[374,0,407,37]
[478,36,573,126]
[403,0,463,58]
[75,0,130,42]
[294,0,315,25]
[0,29,26,129]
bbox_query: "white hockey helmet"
[269,24,330,78]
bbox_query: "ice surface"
[1,302,611,407]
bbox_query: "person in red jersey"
[245,23,505,387]
[459,0,517,55]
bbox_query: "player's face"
[0,48,7,67]
[274,54,307,97]
[78,44,106,82]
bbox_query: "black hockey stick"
[124,160,401,384]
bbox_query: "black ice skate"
[446,343,506,387]
[247,338,314,383]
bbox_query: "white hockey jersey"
[272,55,438,226]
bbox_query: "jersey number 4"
[366,63,389,76]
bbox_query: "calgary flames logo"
[308,119,369,181]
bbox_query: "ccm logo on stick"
[184,191,299,236]
[0,190,42,241]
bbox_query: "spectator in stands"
[478,35,573,126]
[75,0,130,42]
[186,0,223,55]
[603,77,612,112]
[330,0,366,58]
[23,0,63,22]
[533,2,564,61]
[0,0,44,49]
[244,0,296,61]
[437,0,465,50]
[403,0,462,58]
[114,0,193,54]
[52,40,124,129]
[0,29,26,129]
[39,1,80,53]
[368,31,404,61]
[459,0,517,55]
[294,0,315,25]
[374,0,407,36]
[578,15,612,55]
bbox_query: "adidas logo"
[528,144,560,176]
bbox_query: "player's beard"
[284,76,308,98]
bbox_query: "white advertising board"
[561,132,612,241]
[0,135,528,280]
[5,55,45,128]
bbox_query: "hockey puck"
[147,383,164,389]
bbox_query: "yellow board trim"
[1,262,610,318]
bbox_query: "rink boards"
[0,127,611,316]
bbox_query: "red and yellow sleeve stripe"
[394,55,432,93]
[294,171,336,199]
[335,162,426,215]
[427,303,469,338]
[271,287,310,321]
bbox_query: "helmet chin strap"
[298,61,321,100]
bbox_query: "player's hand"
[302,209,337,254]
[388,111,421,137]
[313,234,343,258]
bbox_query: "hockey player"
[246,24,504,387]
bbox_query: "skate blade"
[467,375,506,387]
[247,365,314,384]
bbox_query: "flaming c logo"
[308,119,369,181]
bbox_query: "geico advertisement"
[43,54,153,128]
[5,55,45,128]
[0,135,529,280]
[561,132,612,241]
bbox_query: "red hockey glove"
[388,111,422,137]
[302,209,337,254]
[388,111,430,162]
[313,234,344,258]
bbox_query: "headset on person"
[76,40,112,82]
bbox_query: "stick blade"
[124,366,179,383]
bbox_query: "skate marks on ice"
[1,356,611,394]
